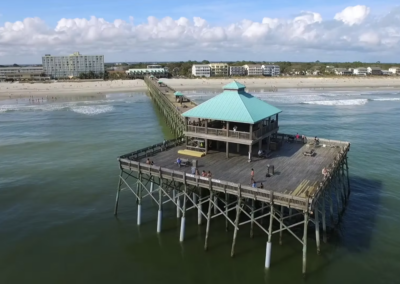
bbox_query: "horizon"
[0,1,400,64]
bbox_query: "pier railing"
[118,158,310,211]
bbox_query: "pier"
[115,77,351,274]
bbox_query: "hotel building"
[192,65,211,77]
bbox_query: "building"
[42,52,104,79]
[208,63,229,76]
[147,64,162,69]
[353,67,368,76]
[367,67,382,75]
[126,68,168,77]
[262,65,280,76]
[229,66,246,76]
[334,68,353,76]
[192,65,211,77]
[381,70,390,76]
[243,65,263,76]
[389,67,400,75]
[182,81,281,158]
[0,66,43,80]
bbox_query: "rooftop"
[182,81,281,124]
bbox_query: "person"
[233,125,238,132]
[146,158,150,164]
[258,149,265,157]
[296,133,300,140]
[163,139,166,150]
[202,170,207,177]
[315,136,320,145]
[251,168,254,179]
[195,168,199,176]
[176,157,181,167]
[207,171,212,178]
[258,182,264,189]
[151,160,154,165]
[322,167,328,177]
[302,135,307,144]
[252,180,257,188]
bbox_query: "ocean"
[1,88,400,284]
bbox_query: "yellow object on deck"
[177,149,205,157]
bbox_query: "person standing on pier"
[251,168,254,182]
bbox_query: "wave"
[70,105,114,115]
[302,99,369,106]
[372,98,400,101]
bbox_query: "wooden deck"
[137,138,347,198]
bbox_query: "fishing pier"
[114,77,351,274]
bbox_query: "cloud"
[334,5,370,26]
[0,5,399,62]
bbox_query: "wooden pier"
[115,77,351,274]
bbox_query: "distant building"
[192,65,211,77]
[388,67,400,75]
[325,66,336,73]
[381,70,390,76]
[0,66,43,80]
[262,65,280,76]
[42,52,104,79]
[229,66,246,76]
[353,67,368,76]
[367,67,382,75]
[147,65,162,69]
[243,65,263,76]
[334,68,353,76]
[209,63,229,76]
[126,68,168,77]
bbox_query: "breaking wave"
[70,105,114,115]
[302,99,369,106]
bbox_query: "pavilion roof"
[181,81,281,124]
[174,91,184,96]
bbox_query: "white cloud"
[0,5,399,62]
[334,5,370,26]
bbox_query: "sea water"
[1,89,400,284]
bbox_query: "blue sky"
[0,1,400,63]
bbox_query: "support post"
[177,195,181,218]
[231,187,242,257]
[250,199,255,238]
[114,171,123,216]
[198,189,202,225]
[137,178,142,226]
[226,142,229,158]
[150,176,154,193]
[157,177,163,233]
[302,210,309,274]
[315,205,320,254]
[248,145,252,162]
[322,193,327,243]
[279,205,283,245]
[225,193,229,231]
[204,191,213,251]
[265,194,274,269]
[214,195,218,215]
[180,188,187,242]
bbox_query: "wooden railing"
[186,125,279,140]
[118,159,310,210]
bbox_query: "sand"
[2,77,400,100]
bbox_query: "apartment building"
[389,67,400,75]
[0,66,43,80]
[147,64,162,69]
[192,65,211,77]
[334,68,353,76]
[229,66,246,76]
[367,67,382,75]
[208,63,229,76]
[353,67,368,76]
[262,65,280,76]
[42,52,104,78]
[243,65,263,76]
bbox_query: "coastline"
[2,77,400,100]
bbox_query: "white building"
[243,65,263,76]
[367,66,382,75]
[126,68,168,77]
[0,66,43,80]
[147,64,162,69]
[334,68,353,76]
[389,67,400,75]
[262,65,280,76]
[229,66,246,76]
[353,67,368,76]
[42,52,104,79]
[208,63,229,76]
[192,65,211,77]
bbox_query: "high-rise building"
[42,52,104,78]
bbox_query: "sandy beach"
[2,77,400,100]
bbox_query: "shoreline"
[2,77,400,100]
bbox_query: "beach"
[2,77,400,100]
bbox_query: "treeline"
[106,60,398,77]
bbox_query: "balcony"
[186,124,278,143]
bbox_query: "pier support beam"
[322,194,327,243]
[180,190,187,242]
[198,190,202,225]
[314,205,320,254]
[157,179,163,233]
[177,196,181,218]
[279,205,283,245]
[137,180,142,226]
[204,191,213,251]
[265,195,274,268]
[231,191,242,257]
[250,199,255,238]
[114,171,123,216]
[225,193,229,231]
[302,211,309,274]
[214,195,218,215]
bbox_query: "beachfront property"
[118,76,351,274]
[244,64,263,76]
[42,52,104,79]
[125,68,169,77]
[353,67,368,76]
[389,67,400,75]
[147,64,162,69]
[334,68,353,76]
[209,63,229,76]
[0,66,44,81]
[262,65,280,76]
[229,66,246,76]
[367,66,382,75]
[191,65,211,77]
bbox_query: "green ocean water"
[1,89,400,284]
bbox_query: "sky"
[0,0,400,64]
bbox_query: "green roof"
[182,81,281,124]
[223,81,246,90]
[174,91,184,96]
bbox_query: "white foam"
[372,98,400,101]
[303,99,369,106]
[70,105,114,115]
